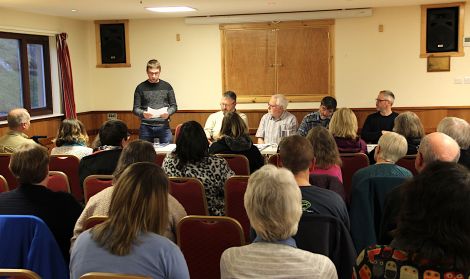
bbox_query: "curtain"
[56,33,77,119]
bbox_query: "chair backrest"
[155,153,166,167]
[46,171,71,193]
[80,272,151,279]
[267,153,281,167]
[215,154,250,175]
[224,175,251,242]
[169,177,208,215]
[177,216,245,279]
[396,154,418,175]
[84,216,108,230]
[49,154,82,201]
[309,174,346,202]
[0,174,9,193]
[340,153,369,204]
[83,175,114,204]
[294,214,356,279]
[174,123,183,143]
[0,153,17,190]
[0,269,41,279]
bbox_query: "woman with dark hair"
[71,162,189,278]
[163,121,234,216]
[354,161,470,278]
[209,112,264,173]
[51,119,92,159]
[71,140,186,246]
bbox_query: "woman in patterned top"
[51,118,92,159]
[162,121,234,216]
[354,161,470,278]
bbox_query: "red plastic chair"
[46,171,71,193]
[84,216,108,230]
[169,177,208,215]
[155,153,166,167]
[224,175,251,242]
[0,175,9,193]
[49,155,81,201]
[267,153,281,167]
[396,155,418,176]
[0,153,17,190]
[340,153,369,204]
[174,123,183,143]
[215,154,250,175]
[0,269,41,279]
[83,175,114,204]
[177,216,245,279]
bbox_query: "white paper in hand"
[147,106,168,118]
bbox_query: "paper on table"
[147,106,168,118]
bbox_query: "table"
[155,143,278,155]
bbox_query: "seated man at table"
[297,96,337,136]
[0,108,35,153]
[204,91,248,142]
[256,94,298,144]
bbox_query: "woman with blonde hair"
[393,111,425,155]
[51,119,92,159]
[306,126,343,182]
[70,162,189,278]
[329,108,367,153]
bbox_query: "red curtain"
[56,33,77,119]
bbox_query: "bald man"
[379,132,460,244]
[0,108,34,153]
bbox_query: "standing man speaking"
[133,59,177,144]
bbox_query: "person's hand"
[143,112,153,119]
[160,113,169,119]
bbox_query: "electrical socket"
[107,113,117,120]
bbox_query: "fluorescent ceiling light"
[146,6,196,13]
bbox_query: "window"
[0,32,52,120]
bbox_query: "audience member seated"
[437,116,470,169]
[297,96,337,136]
[255,94,298,144]
[329,108,367,153]
[79,119,129,188]
[0,142,83,263]
[51,118,93,160]
[204,91,248,142]
[361,90,399,144]
[220,165,337,278]
[70,162,190,279]
[209,112,264,173]
[0,108,34,153]
[393,111,424,155]
[71,140,186,248]
[379,132,460,244]
[354,161,470,278]
[306,126,343,182]
[162,121,234,216]
[279,135,350,230]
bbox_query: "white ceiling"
[0,0,461,20]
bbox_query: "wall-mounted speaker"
[426,7,459,53]
[100,23,127,64]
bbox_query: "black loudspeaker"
[100,23,126,64]
[426,7,459,53]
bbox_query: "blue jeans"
[139,124,173,144]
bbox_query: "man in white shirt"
[204,91,248,142]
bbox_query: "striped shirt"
[255,111,298,144]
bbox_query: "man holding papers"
[133,59,177,144]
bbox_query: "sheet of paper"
[147,106,168,118]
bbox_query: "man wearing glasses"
[361,90,399,144]
[204,91,248,142]
[297,96,337,137]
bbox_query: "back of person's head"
[306,126,341,168]
[376,132,408,163]
[7,108,30,130]
[98,120,128,147]
[380,90,395,105]
[9,142,49,184]
[92,162,169,256]
[272,94,289,109]
[174,121,209,167]
[279,135,314,175]
[222,91,237,102]
[146,59,161,71]
[418,132,460,168]
[393,111,425,139]
[245,165,302,242]
[328,107,358,139]
[220,112,248,138]
[113,140,157,180]
[321,96,337,111]
[395,161,470,270]
[55,118,89,147]
[437,117,470,149]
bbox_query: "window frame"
[0,31,53,120]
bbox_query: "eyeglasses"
[268,104,280,108]
[376,99,389,103]
[220,102,235,107]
